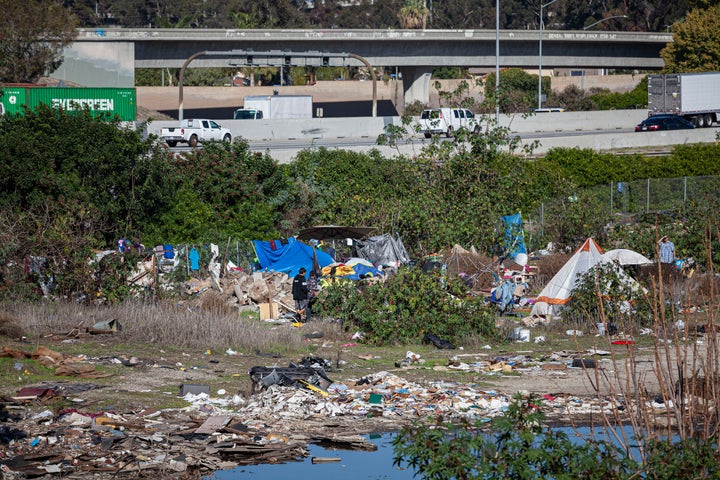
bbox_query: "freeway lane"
[168,126,699,163]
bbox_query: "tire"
[223,133,232,143]
[166,141,177,147]
[446,126,454,138]
[424,133,431,139]
[695,115,705,128]
[473,125,481,135]
[704,114,714,127]
[189,134,198,148]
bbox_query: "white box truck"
[235,95,313,120]
[648,72,720,127]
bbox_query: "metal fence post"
[646,178,650,213]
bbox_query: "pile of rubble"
[182,270,297,317]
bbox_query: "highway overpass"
[56,28,672,106]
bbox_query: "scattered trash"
[88,318,122,333]
[179,384,210,396]
[513,328,531,342]
[422,333,456,349]
[587,348,610,356]
[571,358,596,369]
[566,330,584,337]
[312,457,342,464]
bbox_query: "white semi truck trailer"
[648,72,720,127]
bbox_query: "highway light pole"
[537,0,559,111]
[495,0,500,123]
[581,15,628,87]
[583,15,628,30]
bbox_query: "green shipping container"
[0,87,136,121]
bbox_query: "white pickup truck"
[160,118,232,147]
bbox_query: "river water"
[208,432,415,479]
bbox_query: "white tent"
[531,238,604,317]
[531,239,648,318]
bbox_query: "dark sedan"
[635,115,696,132]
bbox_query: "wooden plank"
[195,415,232,435]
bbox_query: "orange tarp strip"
[535,296,571,305]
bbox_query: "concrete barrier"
[528,128,718,153]
[147,116,403,142]
[259,128,719,164]
[499,109,650,133]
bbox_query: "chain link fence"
[525,175,720,247]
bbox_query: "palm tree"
[397,0,430,29]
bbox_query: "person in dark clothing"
[292,267,309,321]
[306,271,319,321]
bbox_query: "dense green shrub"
[482,68,542,113]
[150,140,285,245]
[315,267,497,345]
[394,395,639,479]
[394,394,720,479]
[589,76,649,110]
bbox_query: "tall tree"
[397,0,430,28]
[0,0,78,83]
[661,3,720,72]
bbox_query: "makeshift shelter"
[354,233,410,267]
[501,212,527,264]
[531,239,648,318]
[443,244,497,291]
[531,238,604,317]
[602,249,653,266]
[252,238,334,278]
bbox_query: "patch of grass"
[0,356,57,391]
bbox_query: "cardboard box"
[259,302,279,320]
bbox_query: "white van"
[419,108,481,138]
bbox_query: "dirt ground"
[0,311,699,479]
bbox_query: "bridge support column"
[401,67,433,113]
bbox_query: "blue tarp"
[501,212,527,260]
[333,264,384,281]
[253,237,334,278]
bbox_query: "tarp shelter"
[354,233,410,267]
[531,238,604,317]
[602,249,653,266]
[252,237,334,278]
[501,212,527,261]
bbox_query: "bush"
[393,395,638,479]
[315,267,497,346]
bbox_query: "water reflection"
[208,425,653,479]
[209,432,414,479]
